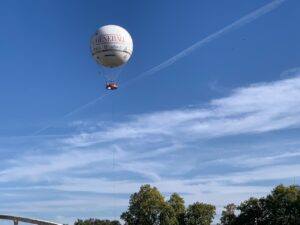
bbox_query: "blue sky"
[0,0,300,224]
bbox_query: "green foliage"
[168,193,186,225]
[160,203,178,225]
[121,184,168,225]
[263,184,300,225]
[74,219,120,225]
[222,184,300,225]
[219,203,237,225]
[185,202,216,225]
[235,197,266,225]
[121,185,216,225]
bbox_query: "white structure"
[0,215,64,225]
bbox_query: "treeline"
[75,219,120,225]
[75,184,300,225]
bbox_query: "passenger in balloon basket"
[106,82,118,90]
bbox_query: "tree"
[160,203,178,225]
[121,184,177,225]
[185,202,216,225]
[263,184,300,225]
[168,193,186,225]
[232,184,300,225]
[219,203,237,225]
[235,197,266,225]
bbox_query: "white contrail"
[74,0,288,110]
[32,0,287,135]
[125,0,287,84]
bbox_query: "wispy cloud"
[2,69,300,183]
[66,69,300,148]
[197,163,300,185]
[2,68,300,223]
[209,151,300,168]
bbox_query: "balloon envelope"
[90,25,133,68]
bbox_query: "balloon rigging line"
[31,92,111,136]
[32,0,287,136]
[66,92,111,117]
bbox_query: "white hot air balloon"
[90,25,133,90]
